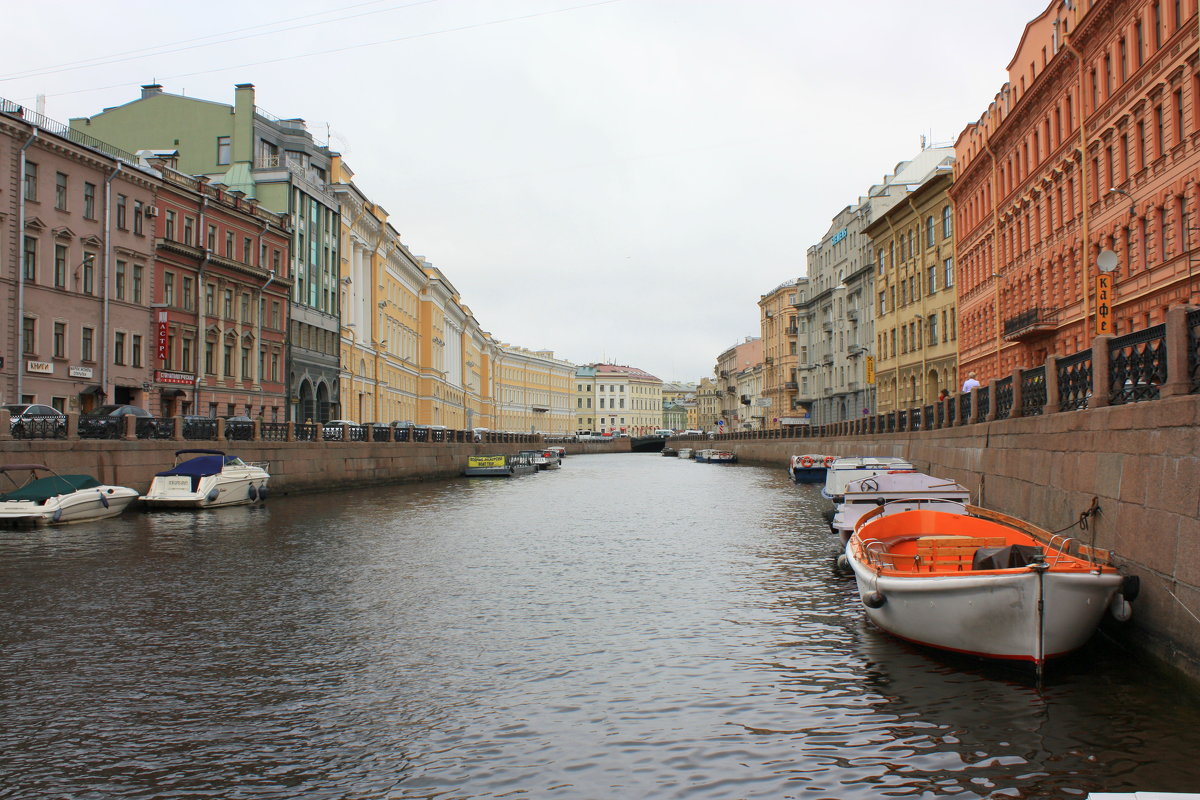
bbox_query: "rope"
[1048,496,1100,536]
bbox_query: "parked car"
[79,404,155,438]
[2,404,67,438]
[323,419,359,428]
[224,415,255,440]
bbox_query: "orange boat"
[845,504,1138,667]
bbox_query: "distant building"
[714,337,761,431]
[759,278,807,427]
[494,345,576,435]
[574,363,663,435]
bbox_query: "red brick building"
[147,157,291,420]
[952,0,1199,379]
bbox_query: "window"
[82,327,94,362]
[133,264,143,303]
[165,209,176,240]
[241,346,250,378]
[879,291,887,315]
[133,200,143,235]
[116,194,127,228]
[205,284,215,315]
[926,215,935,246]
[1174,88,1184,146]
[1137,120,1147,169]
[114,331,126,365]
[24,161,37,201]
[240,294,250,323]
[1120,38,1128,82]
[928,314,938,346]
[164,272,175,306]
[82,253,95,295]
[927,264,937,294]
[23,236,37,282]
[53,322,66,358]
[205,341,215,375]
[1136,21,1145,66]
[1153,1,1162,49]
[207,224,217,252]
[54,242,68,289]
[224,289,233,319]
[1154,104,1165,157]
[243,237,252,263]
[942,205,952,238]
[225,232,234,258]
[182,276,194,310]
[132,335,142,368]
[183,216,194,246]
[271,301,280,329]
[217,136,232,165]
[182,337,193,372]
[223,343,233,376]
[83,182,96,219]
[115,260,126,299]
[23,317,36,354]
[55,172,67,210]
[944,257,954,288]
[272,249,281,272]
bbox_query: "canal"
[2,452,1199,799]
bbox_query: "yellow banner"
[1095,274,1112,336]
[468,455,506,468]
[865,355,876,384]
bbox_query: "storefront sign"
[831,228,848,245]
[26,361,53,374]
[69,366,94,379]
[780,416,811,426]
[156,309,169,363]
[1095,275,1112,336]
[155,369,195,386]
[865,355,875,384]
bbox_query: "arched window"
[926,215,935,246]
[942,205,953,238]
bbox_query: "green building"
[71,84,342,421]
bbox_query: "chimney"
[141,84,163,100]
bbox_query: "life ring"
[824,456,836,468]
[799,456,814,468]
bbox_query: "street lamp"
[342,323,357,420]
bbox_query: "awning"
[160,388,187,397]
[79,385,106,397]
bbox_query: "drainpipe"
[15,128,37,403]
[1061,36,1091,344]
[255,216,271,414]
[982,136,1001,378]
[102,163,121,402]
[196,195,209,414]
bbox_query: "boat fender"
[248,484,258,501]
[52,508,62,523]
[206,488,220,503]
[835,553,850,573]
[800,456,814,468]
[98,491,110,509]
[862,591,887,609]
[1120,575,1141,602]
[257,486,268,501]
[1110,594,1133,622]
[824,456,836,468]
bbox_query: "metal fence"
[1021,366,1046,417]
[1057,350,1092,411]
[1109,323,1166,404]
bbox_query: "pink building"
[1,100,158,412]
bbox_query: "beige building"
[574,363,663,435]
[695,377,721,432]
[493,345,575,435]
[758,279,807,427]
[864,165,959,411]
[713,337,761,432]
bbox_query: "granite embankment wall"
[710,392,1200,680]
[0,437,631,495]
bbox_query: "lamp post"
[913,314,927,406]
[342,323,357,421]
[372,338,387,422]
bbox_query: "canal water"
[2,453,1199,799]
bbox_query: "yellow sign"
[468,455,506,468]
[1095,274,1112,336]
[865,355,876,384]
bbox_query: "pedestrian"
[937,388,949,402]
[961,372,981,393]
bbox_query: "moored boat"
[694,449,713,463]
[661,447,677,457]
[831,471,970,545]
[140,449,270,508]
[0,464,139,526]
[845,503,1136,667]
[709,450,737,464]
[788,454,833,483]
[464,454,537,477]
[822,456,914,501]
[676,448,693,459]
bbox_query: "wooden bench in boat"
[914,535,1007,572]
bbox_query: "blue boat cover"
[0,475,101,504]
[157,455,225,479]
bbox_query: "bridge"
[630,436,667,453]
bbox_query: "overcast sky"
[4,0,1049,382]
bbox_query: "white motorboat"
[788,453,833,484]
[845,503,1135,668]
[140,449,270,508]
[822,456,914,501]
[709,451,737,464]
[676,448,693,459]
[831,471,970,545]
[0,464,138,526]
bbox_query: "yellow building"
[574,363,663,436]
[864,166,959,411]
[493,345,576,435]
[758,279,806,428]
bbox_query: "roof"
[589,363,661,382]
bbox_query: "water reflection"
[0,453,1198,799]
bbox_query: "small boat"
[518,449,560,470]
[822,456,914,501]
[694,449,713,463]
[140,449,270,508]
[676,448,693,459]
[709,451,737,464]
[788,454,833,484]
[845,503,1136,668]
[661,447,677,457]
[546,446,567,461]
[464,454,537,477]
[831,471,970,545]
[0,464,138,526]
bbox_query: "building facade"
[758,279,807,426]
[494,345,575,435]
[951,0,1200,380]
[72,84,343,421]
[713,337,762,432]
[573,363,663,435]
[864,166,960,411]
[2,100,160,412]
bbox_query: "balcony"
[740,395,751,405]
[847,308,859,321]
[784,381,798,390]
[822,321,834,332]
[726,386,737,395]
[821,352,833,365]
[847,344,864,356]
[1003,307,1059,341]
[785,325,798,336]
